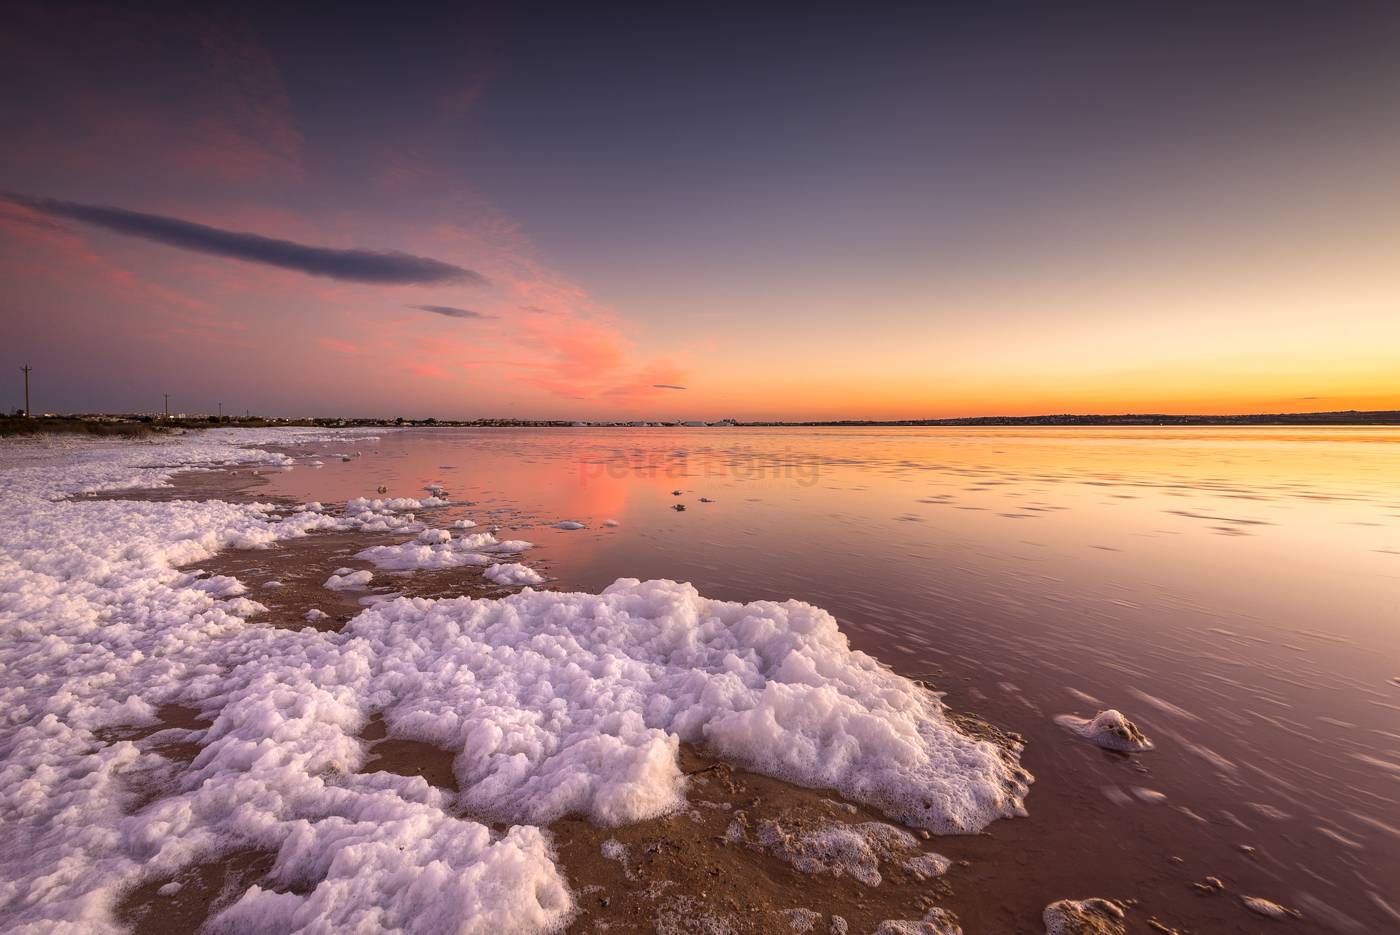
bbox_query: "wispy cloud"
[654,383,687,390]
[5,194,485,286]
[318,337,361,355]
[410,304,495,319]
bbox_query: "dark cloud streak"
[5,193,485,286]
[654,384,687,390]
[410,304,495,320]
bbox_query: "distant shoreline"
[754,409,1400,427]
[4,409,1400,436]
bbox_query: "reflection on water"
[259,427,1400,929]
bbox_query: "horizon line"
[11,407,1400,426]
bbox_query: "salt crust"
[483,563,546,587]
[1042,897,1126,935]
[1053,710,1153,752]
[750,819,951,887]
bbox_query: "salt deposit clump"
[1241,896,1301,920]
[484,562,546,587]
[1043,898,1126,935]
[325,569,374,590]
[346,495,445,514]
[354,530,530,571]
[338,495,448,534]
[1054,710,1154,752]
[872,907,962,934]
[748,818,949,887]
[0,428,1031,933]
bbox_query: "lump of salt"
[1053,710,1153,752]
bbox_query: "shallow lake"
[258,426,1400,930]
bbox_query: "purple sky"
[4,2,1400,419]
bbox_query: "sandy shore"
[4,431,1352,934]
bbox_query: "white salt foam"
[1043,898,1126,935]
[1054,710,1154,752]
[354,531,504,571]
[484,563,546,587]
[325,569,374,590]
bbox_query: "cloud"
[653,384,687,390]
[407,362,452,380]
[319,338,360,355]
[410,304,495,320]
[5,194,486,286]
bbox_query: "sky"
[2,1,1399,420]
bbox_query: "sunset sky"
[3,2,1399,420]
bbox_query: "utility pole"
[163,393,170,419]
[20,365,31,417]
[218,402,222,419]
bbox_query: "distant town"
[5,408,1400,436]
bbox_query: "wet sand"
[87,463,292,505]
[89,450,1378,933]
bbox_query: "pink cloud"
[318,338,361,355]
[600,360,690,400]
[416,211,691,404]
[406,362,452,380]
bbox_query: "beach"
[2,427,1396,933]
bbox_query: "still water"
[258,426,1399,930]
